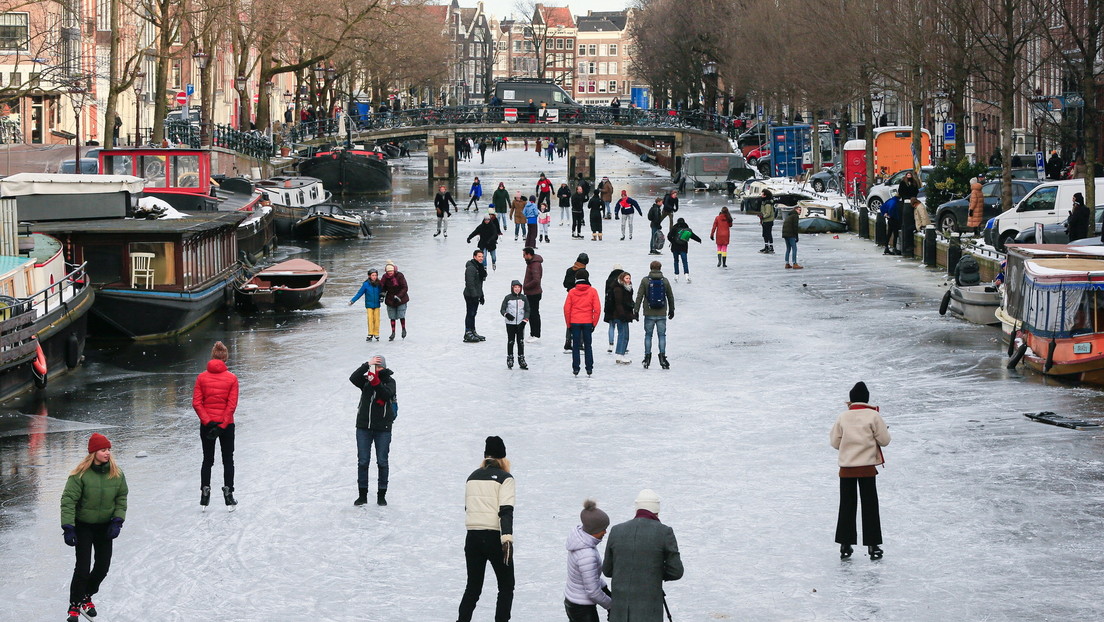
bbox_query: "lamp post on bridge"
[69,78,88,173]
[133,71,146,146]
[193,51,210,146]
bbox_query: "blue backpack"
[647,277,667,309]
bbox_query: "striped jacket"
[464,463,515,543]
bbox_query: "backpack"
[647,277,667,309]
[678,228,693,242]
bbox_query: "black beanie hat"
[849,381,869,403]
[575,269,590,283]
[485,436,506,459]
[577,253,589,265]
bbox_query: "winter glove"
[502,541,513,565]
[204,423,222,440]
[365,371,380,386]
[62,524,77,547]
[107,517,124,540]
[505,312,515,321]
[668,311,675,320]
[479,296,485,305]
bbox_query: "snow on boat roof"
[0,173,145,197]
[1025,258,1104,276]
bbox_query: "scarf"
[635,509,659,521]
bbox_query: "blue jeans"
[514,222,525,237]
[496,213,507,230]
[784,237,798,263]
[672,251,689,274]
[643,316,666,355]
[570,323,594,373]
[356,428,391,490]
[613,319,630,355]
[481,248,497,266]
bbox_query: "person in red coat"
[192,341,239,508]
[563,269,601,377]
[710,206,733,268]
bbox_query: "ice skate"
[674,275,679,282]
[68,603,80,622]
[463,331,479,343]
[518,356,528,370]
[389,330,396,341]
[758,245,769,253]
[608,343,614,353]
[840,544,853,559]
[79,596,97,618]
[767,244,775,254]
[402,327,408,338]
[222,486,237,508]
[620,236,625,240]
[686,275,692,283]
[354,487,368,506]
[200,485,211,507]
[377,490,387,506]
[507,355,514,369]
[473,332,486,342]
[659,353,670,369]
[868,545,883,560]
[717,254,722,267]
[643,354,651,369]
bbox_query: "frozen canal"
[3,144,1104,621]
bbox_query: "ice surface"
[2,145,1104,621]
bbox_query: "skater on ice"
[830,381,890,560]
[522,247,544,340]
[192,340,239,508]
[563,499,613,621]
[381,261,409,341]
[349,268,383,340]
[634,261,674,369]
[500,280,530,370]
[456,436,515,622]
[350,355,397,507]
[564,268,601,377]
[602,489,683,622]
[464,250,488,343]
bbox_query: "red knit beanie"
[88,433,111,454]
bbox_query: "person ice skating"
[479,139,488,163]
[466,177,483,211]
[609,271,635,364]
[563,252,590,350]
[61,433,128,622]
[597,176,614,219]
[349,268,383,340]
[381,261,409,340]
[523,247,543,340]
[557,182,572,225]
[831,381,891,560]
[536,172,553,209]
[350,355,397,507]
[662,190,679,227]
[575,173,593,201]
[546,139,555,162]
[510,191,527,241]
[524,195,540,247]
[710,206,733,267]
[457,436,515,622]
[493,182,511,231]
[782,206,802,269]
[588,189,604,241]
[193,341,239,508]
[667,218,702,282]
[435,185,457,237]
[467,213,502,271]
[634,260,674,369]
[464,250,488,342]
[538,200,552,244]
[647,197,665,255]
[564,500,613,621]
[758,189,776,254]
[564,268,601,376]
[615,190,642,240]
[500,280,530,370]
[602,489,683,622]
[570,185,587,239]
[602,264,625,353]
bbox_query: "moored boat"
[298,148,391,195]
[940,283,1000,325]
[235,258,327,312]
[292,204,368,240]
[257,176,331,237]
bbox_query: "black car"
[934,180,1039,233]
[1013,205,1104,244]
[807,163,841,193]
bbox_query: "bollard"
[874,211,886,246]
[858,206,869,239]
[923,226,937,266]
[947,236,963,277]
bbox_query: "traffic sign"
[943,122,956,142]
[1035,151,1046,182]
[186,83,194,96]
[175,91,187,105]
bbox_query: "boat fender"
[65,333,82,369]
[1007,342,1028,369]
[32,339,47,388]
[1044,339,1057,373]
[360,221,371,237]
[939,290,951,316]
[1007,330,1018,357]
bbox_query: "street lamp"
[702,60,718,124]
[69,81,87,173]
[871,91,884,129]
[235,76,247,129]
[193,51,210,146]
[133,71,146,146]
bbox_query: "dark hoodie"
[667,218,702,253]
[564,253,590,290]
[467,217,501,250]
[523,252,544,295]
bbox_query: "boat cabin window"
[174,155,200,188]
[142,155,168,187]
[83,244,124,285]
[1018,187,1057,212]
[298,190,305,204]
[129,242,176,286]
[105,154,133,176]
[309,187,318,200]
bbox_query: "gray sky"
[479,0,630,21]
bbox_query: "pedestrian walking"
[557,182,572,226]
[500,280,530,370]
[602,489,683,622]
[564,500,613,621]
[381,261,409,340]
[710,206,733,267]
[610,96,621,124]
[588,189,604,241]
[662,190,679,227]
[192,341,239,508]
[609,271,635,364]
[782,206,803,269]
[510,191,527,241]
[647,197,665,255]
[570,186,587,239]
[457,436,515,622]
[1068,193,1089,241]
[523,247,543,340]
[615,190,641,240]
[536,172,553,208]
[350,355,397,507]
[831,381,890,560]
[467,213,502,270]
[967,177,984,236]
[633,260,674,369]
[466,177,483,211]
[61,433,129,622]
[435,184,457,237]
[602,264,625,353]
[538,201,552,243]
[463,249,488,343]
[758,189,776,254]
[493,182,511,231]
[349,268,383,340]
[524,195,540,247]
[667,218,702,282]
[564,268,601,376]
[597,176,614,219]
[563,253,590,351]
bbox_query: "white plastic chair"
[130,252,156,288]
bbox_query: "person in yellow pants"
[349,269,383,341]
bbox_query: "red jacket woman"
[192,341,239,508]
[711,207,734,268]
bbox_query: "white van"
[991,178,1104,251]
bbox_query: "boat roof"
[31,211,246,235]
[0,254,33,276]
[1007,243,1104,260]
[1025,258,1104,277]
[0,173,145,197]
[257,259,326,275]
[257,177,322,189]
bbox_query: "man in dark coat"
[467,214,501,271]
[1046,151,1064,180]
[523,247,543,339]
[434,185,457,238]
[602,489,683,622]
[349,355,397,507]
[563,252,589,350]
[463,250,488,342]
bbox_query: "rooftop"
[31,212,247,236]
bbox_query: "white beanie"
[635,489,661,514]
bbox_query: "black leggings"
[835,476,882,546]
[761,221,774,244]
[70,522,112,604]
[565,599,600,622]
[526,293,542,338]
[506,324,525,356]
[458,530,514,622]
[200,423,235,489]
[572,212,584,236]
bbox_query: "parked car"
[986,167,1042,181]
[746,144,769,164]
[934,180,1040,233]
[58,158,100,174]
[1012,205,1104,244]
[989,178,1104,251]
[808,163,842,193]
[866,166,934,210]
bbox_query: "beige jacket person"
[830,403,891,467]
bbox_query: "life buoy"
[939,290,951,316]
[1007,342,1028,369]
[32,340,47,388]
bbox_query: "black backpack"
[647,277,667,309]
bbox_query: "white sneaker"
[608,343,614,352]
[674,275,679,282]
[525,336,539,343]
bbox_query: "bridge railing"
[166,120,277,160]
[286,105,744,144]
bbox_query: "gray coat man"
[602,489,683,622]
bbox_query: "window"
[588,81,596,93]
[609,44,617,56]
[0,13,29,51]
[577,45,585,56]
[600,44,608,56]
[556,38,564,49]
[578,61,587,75]
[588,44,597,56]
[1018,187,1057,212]
[598,81,606,93]
[514,41,521,52]
[566,39,573,50]
[171,60,182,90]
[608,80,618,93]
[588,62,596,74]
[609,62,617,74]
[174,155,200,187]
[97,0,111,31]
[129,242,176,286]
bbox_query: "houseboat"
[298,147,392,195]
[1002,244,1104,383]
[256,176,331,236]
[292,203,368,240]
